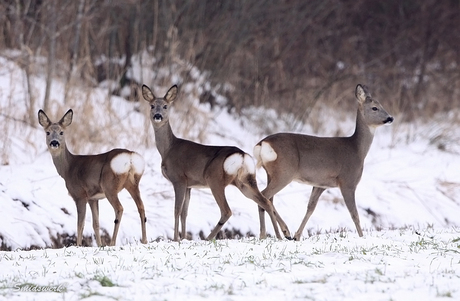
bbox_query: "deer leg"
[75,200,87,246]
[172,183,187,241]
[180,188,191,240]
[235,176,285,240]
[258,203,292,239]
[257,172,268,238]
[105,193,124,246]
[258,205,267,239]
[258,202,291,239]
[294,187,325,241]
[340,186,363,237]
[88,200,102,246]
[259,173,293,239]
[125,179,148,244]
[258,201,292,239]
[247,194,283,240]
[269,203,290,239]
[206,186,232,240]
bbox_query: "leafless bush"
[1,0,459,127]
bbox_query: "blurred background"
[2,0,459,123]
[1,0,460,249]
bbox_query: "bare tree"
[43,0,57,112]
[64,0,86,104]
[0,0,459,118]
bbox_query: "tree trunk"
[64,0,85,104]
[43,0,57,113]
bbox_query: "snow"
[1,229,459,300]
[1,54,460,300]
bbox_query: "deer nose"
[384,116,394,124]
[153,114,163,122]
[50,140,60,148]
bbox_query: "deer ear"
[355,84,370,103]
[142,85,155,102]
[165,85,178,103]
[60,109,73,127]
[38,109,51,128]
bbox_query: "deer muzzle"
[153,114,163,123]
[50,140,60,148]
[383,116,394,124]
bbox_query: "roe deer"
[142,84,290,241]
[254,84,394,240]
[38,109,148,246]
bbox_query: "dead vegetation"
[1,0,459,124]
[1,1,459,250]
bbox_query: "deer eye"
[163,105,168,109]
[372,107,378,111]
[60,132,64,135]
[151,105,155,109]
[46,132,50,136]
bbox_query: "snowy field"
[1,53,460,300]
[1,228,459,300]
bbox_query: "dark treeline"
[1,0,459,120]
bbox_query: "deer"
[141,84,291,241]
[38,109,148,246]
[254,84,394,240]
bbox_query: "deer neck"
[153,121,177,158]
[50,144,74,179]
[351,109,375,160]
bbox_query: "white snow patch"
[1,229,460,300]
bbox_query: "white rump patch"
[260,141,278,163]
[223,153,244,176]
[253,144,261,164]
[242,154,256,174]
[130,152,145,175]
[111,153,131,174]
[111,152,145,175]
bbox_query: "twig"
[0,113,36,128]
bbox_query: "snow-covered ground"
[0,53,460,300]
[1,228,459,300]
